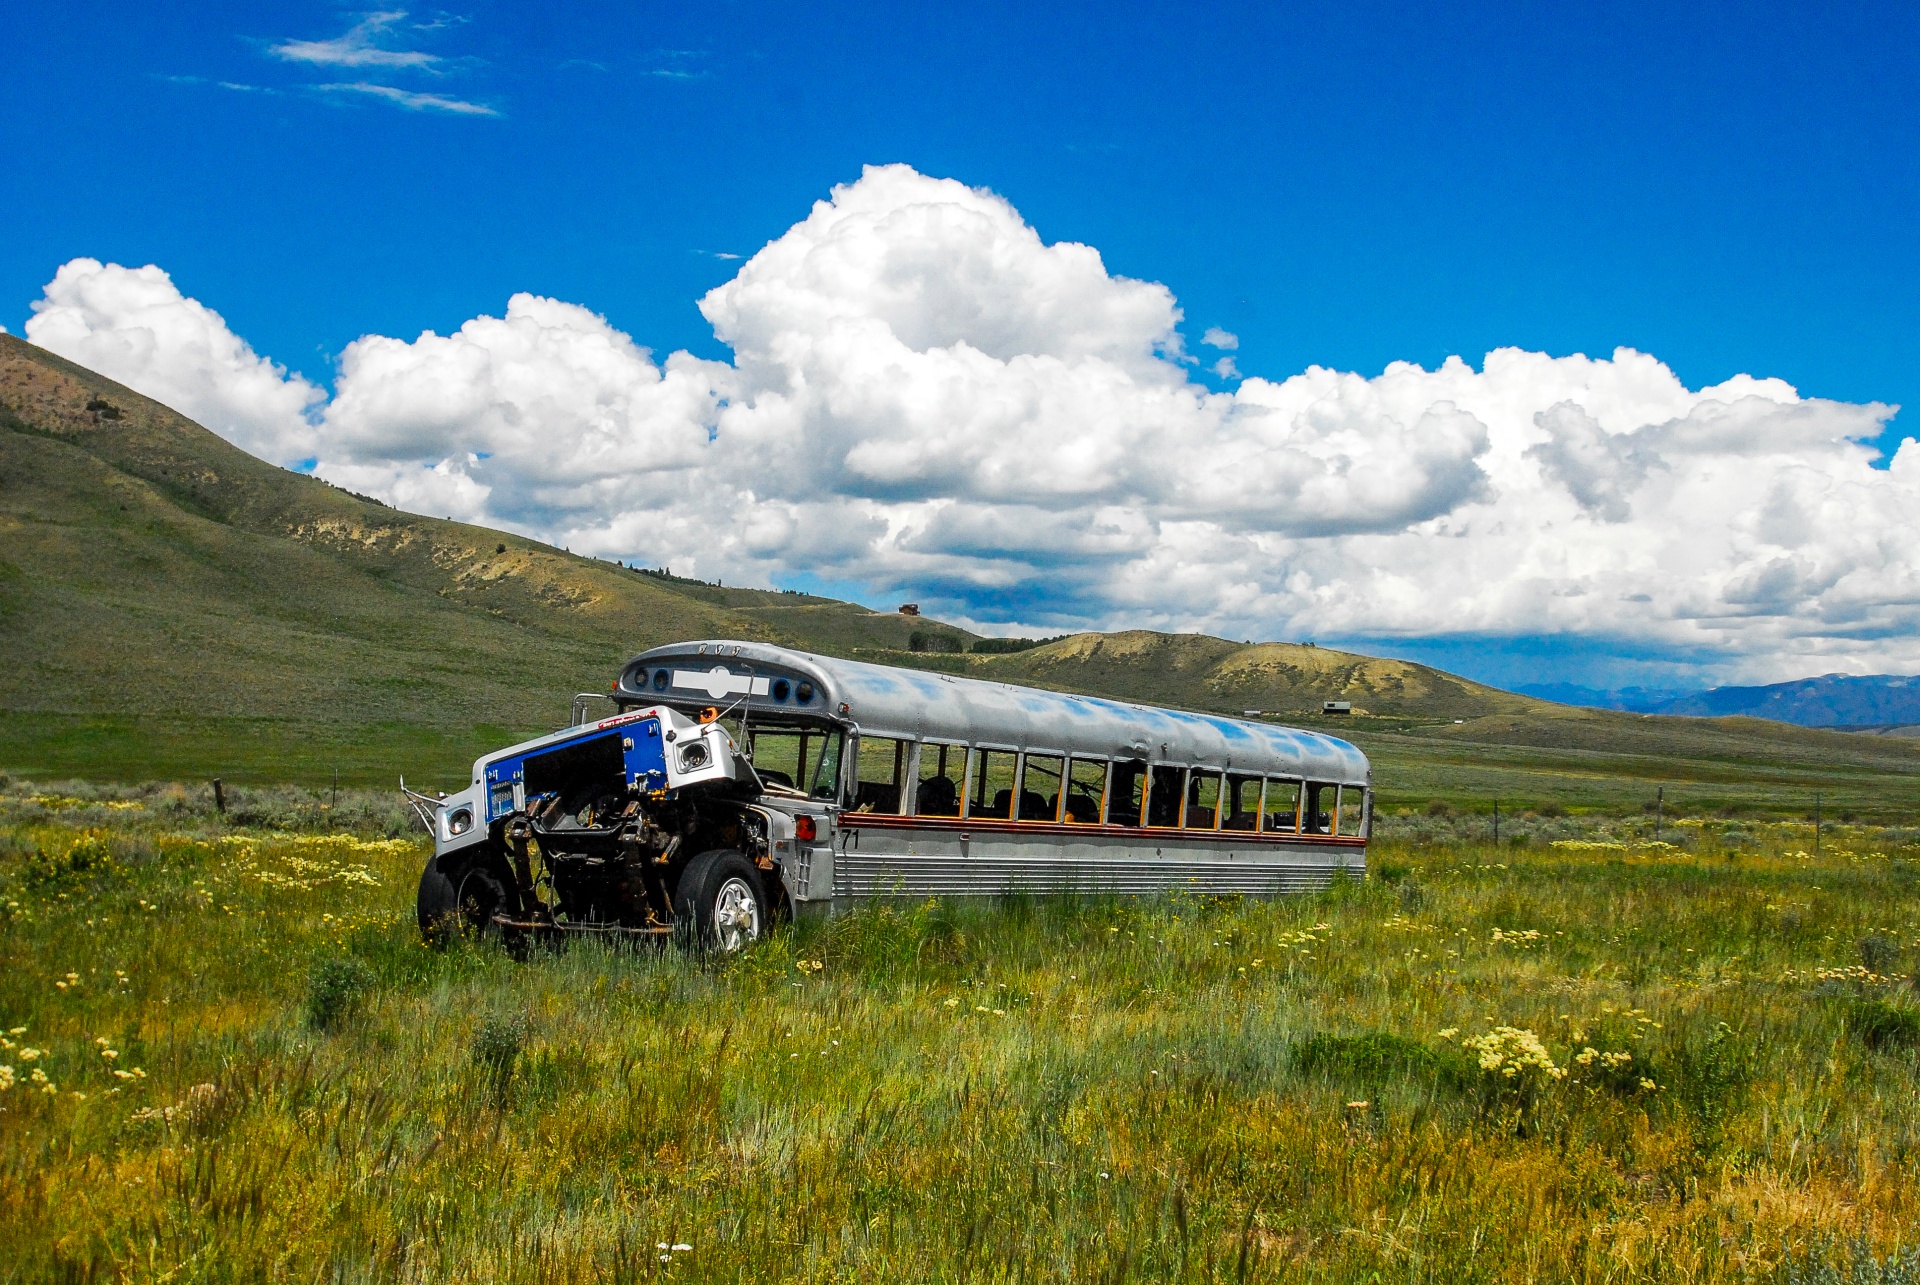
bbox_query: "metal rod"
[491,914,672,937]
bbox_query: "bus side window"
[1020,754,1064,821]
[809,731,846,804]
[1063,758,1107,823]
[1302,782,1332,834]
[968,750,1017,819]
[853,735,909,814]
[1335,786,1363,836]
[1223,773,1262,831]
[915,743,964,816]
[1146,765,1184,827]
[1108,760,1147,826]
[1184,771,1222,829]
[1266,779,1301,832]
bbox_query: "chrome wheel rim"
[712,876,762,952]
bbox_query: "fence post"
[1815,791,1821,857]
[1655,786,1663,841]
[212,778,226,814]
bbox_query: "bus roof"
[618,640,1369,786]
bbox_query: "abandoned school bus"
[411,640,1370,952]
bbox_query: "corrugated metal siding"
[832,853,1363,898]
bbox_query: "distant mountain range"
[1517,675,1920,729]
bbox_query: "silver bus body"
[617,640,1370,909]
[411,639,1369,948]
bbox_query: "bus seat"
[916,776,959,816]
[856,782,901,813]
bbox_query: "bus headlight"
[447,807,473,836]
[678,741,711,772]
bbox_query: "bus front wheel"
[674,850,768,954]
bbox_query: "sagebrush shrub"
[1848,998,1920,1054]
[473,1012,528,1102]
[305,956,376,1031]
[1861,933,1900,974]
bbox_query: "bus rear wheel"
[674,850,768,954]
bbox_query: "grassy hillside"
[844,629,1537,724]
[0,336,966,780]
[4,786,1919,1280]
[5,333,1919,817]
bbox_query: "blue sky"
[6,2,1918,691]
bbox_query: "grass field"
[3,778,1919,1282]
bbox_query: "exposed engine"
[410,704,799,950]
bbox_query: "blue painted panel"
[481,717,669,822]
[625,718,668,792]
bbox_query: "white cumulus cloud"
[23,165,1917,684]
[24,258,325,464]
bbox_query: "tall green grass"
[2,779,1918,1281]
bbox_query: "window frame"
[850,732,912,816]
[1221,772,1266,833]
[832,733,1364,841]
[1016,751,1067,824]
[912,739,968,817]
[808,729,849,805]
[1061,756,1110,825]
[1263,776,1304,833]
[965,745,1021,820]
[1183,768,1225,831]
[1107,758,1148,827]
[1331,784,1366,837]
[1301,781,1335,835]
[1144,764,1187,829]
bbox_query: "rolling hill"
[5,333,1919,817]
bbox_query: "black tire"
[674,850,769,954]
[454,859,512,937]
[416,856,460,944]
